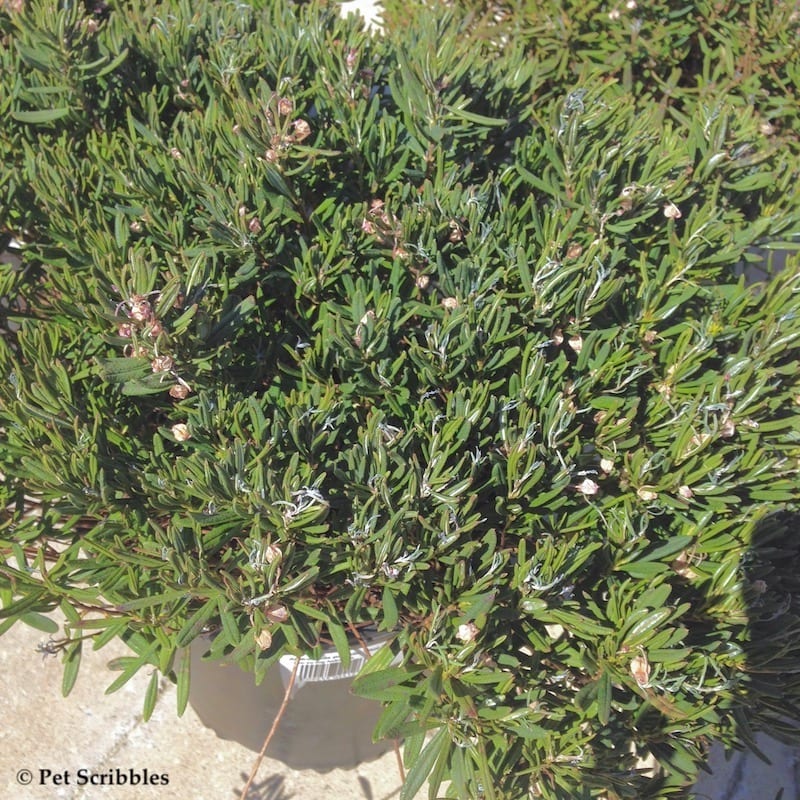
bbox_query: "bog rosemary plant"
[1,1,800,798]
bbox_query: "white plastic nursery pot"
[187,634,395,771]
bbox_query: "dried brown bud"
[264,543,282,564]
[151,354,175,373]
[566,242,583,259]
[630,653,650,687]
[265,605,290,624]
[441,297,459,310]
[124,343,149,359]
[456,622,479,643]
[129,220,143,233]
[544,624,565,640]
[171,423,191,441]
[248,217,262,234]
[255,629,273,650]
[415,273,430,290]
[568,334,583,353]
[169,382,190,400]
[292,119,311,141]
[147,319,163,337]
[169,147,183,160]
[720,417,736,438]
[599,457,614,474]
[671,550,698,579]
[637,487,658,502]
[345,47,358,71]
[575,478,600,496]
[264,148,278,162]
[117,322,133,338]
[277,97,294,116]
[663,201,682,219]
[678,484,693,500]
[129,297,152,322]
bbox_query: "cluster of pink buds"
[361,199,406,258]
[115,289,191,400]
[238,205,262,235]
[262,94,312,163]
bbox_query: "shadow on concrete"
[741,511,800,746]
[232,773,293,800]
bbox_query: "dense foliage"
[1,1,799,798]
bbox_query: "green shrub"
[1,1,800,798]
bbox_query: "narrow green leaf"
[175,599,219,648]
[293,600,330,623]
[116,589,188,613]
[597,669,611,725]
[20,612,59,634]
[382,586,399,631]
[473,739,497,800]
[443,104,507,127]
[516,246,532,294]
[175,647,191,716]
[623,608,673,648]
[12,108,70,123]
[400,725,448,800]
[142,670,160,722]
[404,730,425,771]
[328,621,351,670]
[352,665,420,702]
[354,637,399,677]
[93,47,129,78]
[62,641,82,697]
[373,698,411,741]
[281,566,320,594]
[105,641,159,694]
[59,599,81,627]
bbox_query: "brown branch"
[238,655,299,800]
